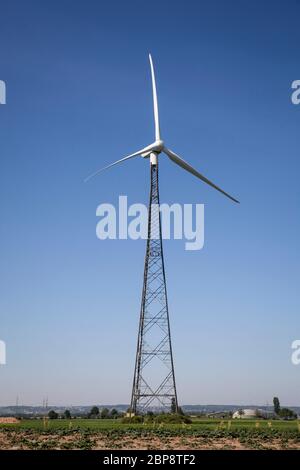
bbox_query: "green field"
[1,418,299,449]
[0,418,299,432]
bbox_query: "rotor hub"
[153,139,164,153]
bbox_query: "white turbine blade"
[164,147,239,203]
[149,54,160,141]
[84,145,150,183]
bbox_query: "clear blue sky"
[0,0,300,407]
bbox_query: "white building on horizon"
[232,408,276,419]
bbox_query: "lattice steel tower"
[85,54,239,414]
[130,154,178,413]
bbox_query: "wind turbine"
[86,55,239,413]
[85,55,239,203]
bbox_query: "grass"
[0,418,298,432]
[0,418,299,450]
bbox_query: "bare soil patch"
[0,431,300,450]
[0,418,20,424]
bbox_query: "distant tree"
[238,409,244,417]
[178,406,185,416]
[170,398,177,414]
[48,410,58,420]
[64,409,71,419]
[279,408,297,420]
[255,409,261,418]
[89,406,100,418]
[110,408,119,419]
[273,397,280,415]
[101,407,109,419]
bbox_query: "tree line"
[273,397,297,419]
[48,407,121,420]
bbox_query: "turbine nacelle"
[141,140,164,158]
[153,139,164,153]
